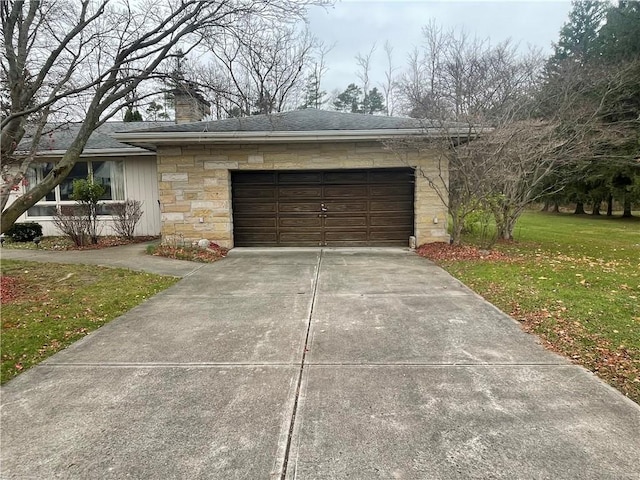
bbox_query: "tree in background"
[201,15,323,117]
[333,83,385,114]
[539,0,640,217]
[333,83,362,112]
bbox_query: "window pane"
[27,205,57,217]
[97,203,117,216]
[59,163,89,200]
[93,161,124,200]
[26,163,55,201]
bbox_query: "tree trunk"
[541,201,550,212]
[451,215,464,245]
[606,194,613,216]
[591,201,601,216]
[574,202,586,215]
[622,194,632,218]
[552,201,560,213]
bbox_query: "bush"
[111,200,143,239]
[6,222,43,242]
[71,179,105,244]
[52,205,89,247]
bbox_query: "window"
[26,160,125,218]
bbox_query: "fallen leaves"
[0,276,21,304]
[416,243,511,262]
[509,303,640,401]
[150,244,229,263]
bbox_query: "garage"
[232,168,415,247]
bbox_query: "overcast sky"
[307,0,573,93]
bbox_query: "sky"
[306,0,573,93]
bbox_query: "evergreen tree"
[553,0,607,64]
[123,107,143,122]
[333,84,363,113]
[300,73,326,109]
[597,1,640,61]
[362,87,385,114]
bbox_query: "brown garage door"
[232,168,414,247]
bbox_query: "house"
[15,99,459,247]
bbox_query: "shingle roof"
[119,110,434,134]
[18,121,174,153]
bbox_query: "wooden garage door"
[232,168,414,247]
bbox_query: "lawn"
[424,212,640,403]
[0,260,178,383]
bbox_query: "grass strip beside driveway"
[429,213,640,403]
[1,260,178,384]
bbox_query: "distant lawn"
[435,212,640,403]
[0,261,178,383]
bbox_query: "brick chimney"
[172,82,210,124]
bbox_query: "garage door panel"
[233,202,277,213]
[324,216,367,227]
[324,171,368,184]
[279,232,323,244]
[234,232,278,244]
[279,202,322,213]
[324,186,368,198]
[323,201,368,213]
[233,186,276,199]
[325,230,369,242]
[278,172,322,184]
[233,216,276,228]
[279,217,323,228]
[369,229,413,241]
[370,200,414,212]
[370,214,414,226]
[232,172,276,184]
[370,170,413,183]
[370,184,413,196]
[279,186,322,198]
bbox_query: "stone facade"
[157,141,449,248]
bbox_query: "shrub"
[52,205,89,247]
[5,222,43,242]
[111,200,143,239]
[71,179,105,244]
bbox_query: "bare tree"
[300,41,332,109]
[355,43,376,113]
[202,15,318,116]
[1,0,327,233]
[380,40,398,116]
[393,21,549,243]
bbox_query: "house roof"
[19,111,479,156]
[18,121,174,156]
[128,110,431,133]
[113,110,476,148]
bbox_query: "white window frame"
[25,159,126,219]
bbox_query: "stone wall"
[157,141,449,248]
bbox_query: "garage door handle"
[318,214,328,218]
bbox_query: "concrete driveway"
[1,248,639,479]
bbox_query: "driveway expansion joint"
[280,249,322,479]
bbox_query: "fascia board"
[16,148,156,158]
[112,128,483,145]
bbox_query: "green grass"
[1,260,178,383]
[442,212,640,402]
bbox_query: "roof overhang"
[15,147,157,158]
[112,127,485,150]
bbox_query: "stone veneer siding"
[157,141,449,248]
